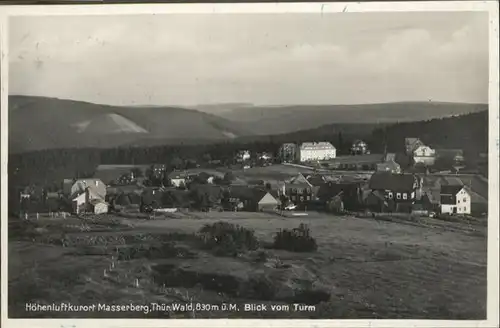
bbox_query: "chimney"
[85,187,90,213]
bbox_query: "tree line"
[8,110,488,188]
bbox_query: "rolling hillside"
[8,96,253,153]
[220,102,488,135]
[8,96,489,154]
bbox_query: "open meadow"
[8,211,487,319]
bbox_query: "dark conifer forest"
[8,110,488,188]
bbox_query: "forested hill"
[9,110,489,187]
[367,110,489,154]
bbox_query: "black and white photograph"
[1,2,499,326]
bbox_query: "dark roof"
[285,183,312,190]
[369,172,416,192]
[405,138,421,146]
[305,175,326,187]
[364,190,386,206]
[317,181,361,199]
[440,184,464,195]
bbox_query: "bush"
[197,221,259,256]
[272,223,318,252]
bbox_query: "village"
[14,137,488,222]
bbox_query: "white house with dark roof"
[440,184,471,215]
[298,142,336,162]
[72,183,107,214]
[71,179,106,199]
[168,171,188,188]
[413,145,437,166]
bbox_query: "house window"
[388,192,393,199]
[396,193,401,200]
[403,193,407,200]
[463,198,466,202]
[464,207,467,212]
[458,200,460,204]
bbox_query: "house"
[117,173,136,185]
[72,185,106,214]
[89,199,109,215]
[368,172,419,212]
[278,143,299,163]
[298,142,336,162]
[405,138,424,155]
[71,179,106,200]
[351,140,370,155]
[152,164,167,178]
[317,181,364,211]
[280,182,313,209]
[376,160,401,174]
[413,145,436,166]
[223,186,279,212]
[168,171,188,188]
[440,184,471,215]
[287,173,314,188]
[304,174,328,188]
[236,150,251,162]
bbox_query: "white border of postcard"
[1,1,499,328]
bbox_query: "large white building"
[440,185,471,215]
[298,142,336,162]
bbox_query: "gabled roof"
[72,185,103,201]
[405,137,421,145]
[287,173,313,187]
[440,184,465,195]
[305,174,327,187]
[72,179,106,198]
[369,172,416,192]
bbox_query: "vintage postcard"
[1,2,499,328]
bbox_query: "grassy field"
[8,210,487,319]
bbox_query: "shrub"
[197,221,259,256]
[272,223,318,252]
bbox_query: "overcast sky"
[9,12,489,108]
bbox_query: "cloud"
[8,12,489,106]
